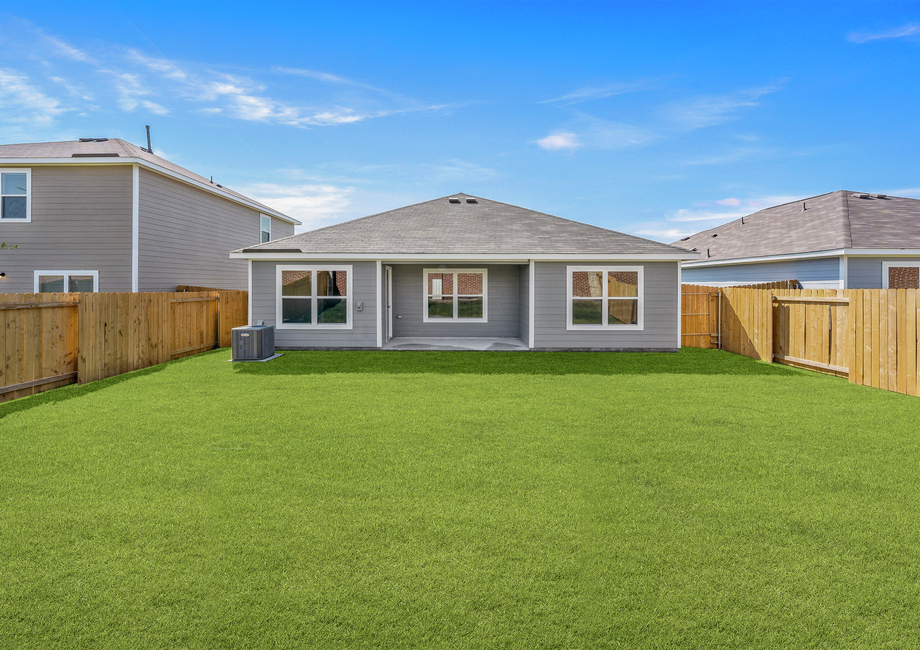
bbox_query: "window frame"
[34,270,99,293]
[0,168,32,223]
[566,265,644,330]
[276,264,353,330]
[422,267,488,323]
[881,261,920,289]
[260,214,271,243]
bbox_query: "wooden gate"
[772,292,849,377]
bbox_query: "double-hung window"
[260,215,271,243]
[277,265,352,329]
[34,270,99,293]
[0,169,31,222]
[567,266,643,329]
[423,268,487,322]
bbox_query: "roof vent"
[711,233,718,238]
[448,197,461,204]
[857,193,871,198]
[876,194,887,199]
[691,247,697,252]
[466,198,477,204]
[78,137,108,142]
[679,237,690,241]
[72,152,119,157]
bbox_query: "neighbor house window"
[276,265,352,329]
[882,261,920,289]
[567,266,643,330]
[1,169,31,222]
[260,215,271,243]
[34,270,99,293]
[423,268,487,322]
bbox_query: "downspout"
[528,260,535,349]
[132,164,139,292]
[247,259,252,325]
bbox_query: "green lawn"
[2,348,920,649]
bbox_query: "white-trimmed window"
[423,268,488,322]
[882,261,920,289]
[1,169,31,222]
[276,265,352,329]
[567,266,643,330]
[260,215,271,243]
[34,270,99,293]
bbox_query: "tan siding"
[0,165,133,293]
[138,169,290,291]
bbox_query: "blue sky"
[1,1,919,241]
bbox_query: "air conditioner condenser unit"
[231,324,275,361]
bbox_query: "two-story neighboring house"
[0,138,299,293]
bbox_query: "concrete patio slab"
[382,337,529,351]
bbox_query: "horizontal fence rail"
[1,288,248,402]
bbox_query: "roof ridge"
[838,190,853,248]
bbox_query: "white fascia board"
[0,157,300,226]
[682,248,920,269]
[230,252,697,262]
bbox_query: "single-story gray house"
[0,138,298,293]
[675,190,920,289]
[230,193,698,351]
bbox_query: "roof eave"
[230,251,700,261]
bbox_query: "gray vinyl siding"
[681,257,840,287]
[847,256,920,288]
[391,264,520,338]
[138,168,289,291]
[519,264,530,343]
[533,261,679,350]
[251,260,378,348]
[0,165,133,293]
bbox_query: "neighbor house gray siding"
[519,264,530,343]
[390,264,521,338]
[681,257,840,287]
[251,260,378,348]
[138,168,292,291]
[0,165,133,293]
[846,256,920,289]
[533,261,680,350]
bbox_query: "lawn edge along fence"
[0,288,247,402]
[682,283,920,397]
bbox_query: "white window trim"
[0,168,32,223]
[566,265,644,330]
[34,270,99,293]
[276,264,353,329]
[422,267,488,323]
[260,214,271,243]
[882,261,920,289]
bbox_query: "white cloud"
[271,67,352,84]
[716,197,741,206]
[537,131,581,150]
[663,82,786,129]
[0,69,65,125]
[49,76,93,101]
[633,227,698,241]
[126,50,189,81]
[540,80,653,105]
[848,23,920,43]
[240,182,356,230]
[42,34,95,63]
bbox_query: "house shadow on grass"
[232,348,801,378]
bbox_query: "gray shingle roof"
[0,139,294,222]
[673,190,920,264]
[238,193,690,256]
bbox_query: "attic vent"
[679,237,690,241]
[466,198,477,204]
[448,197,461,204]
[691,247,697,252]
[72,153,119,157]
[857,193,871,198]
[78,137,109,142]
[877,194,888,199]
[711,233,718,238]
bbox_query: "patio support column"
[376,260,383,347]
[529,260,535,348]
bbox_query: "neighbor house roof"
[674,190,920,265]
[234,193,695,258]
[0,138,298,224]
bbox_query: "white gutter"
[230,252,699,262]
[0,157,300,226]
[683,247,920,268]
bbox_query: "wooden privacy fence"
[1,289,248,402]
[683,284,920,398]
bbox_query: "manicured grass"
[2,348,920,648]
